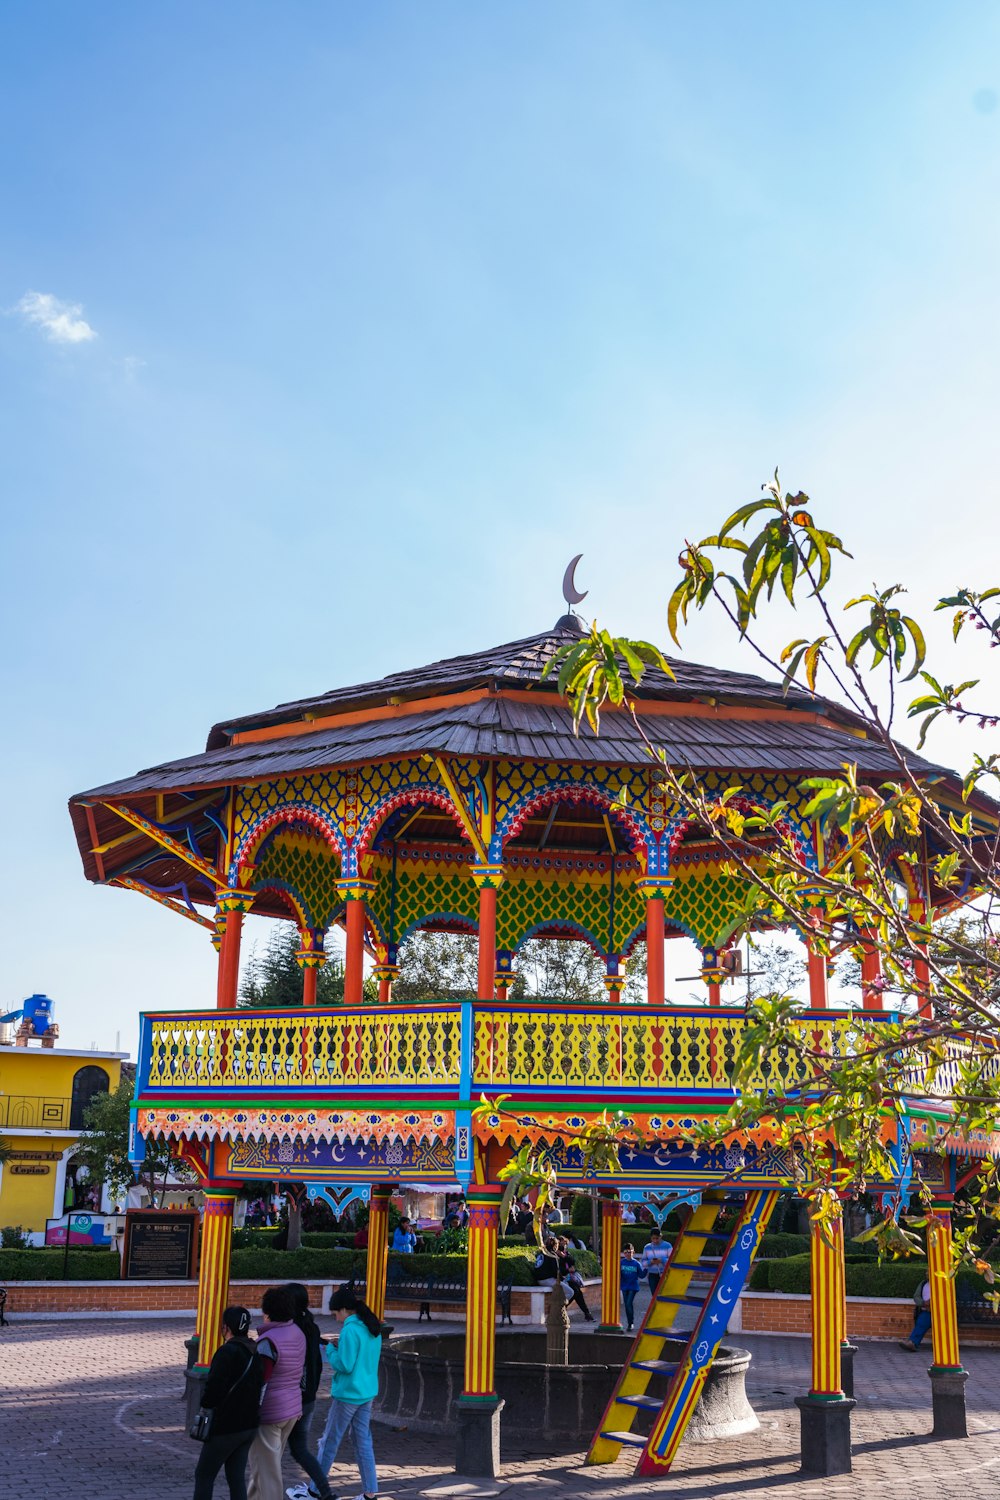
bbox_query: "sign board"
[122,1209,199,1280]
[45,1213,118,1249]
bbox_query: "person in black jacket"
[193,1306,265,1500]
[282,1282,331,1500]
[556,1236,595,1321]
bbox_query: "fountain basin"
[377,1330,757,1448]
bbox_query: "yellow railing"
[471,1005,870,1094]
[143,1005,463,1091]
[139,1002,887,1099]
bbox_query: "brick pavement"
[2,1315,999,1500]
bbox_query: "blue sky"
[1,3,998,1050]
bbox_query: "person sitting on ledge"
[899,1277,932,1351]
[391,1216,416,1253]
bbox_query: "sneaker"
[285,1487,323,1500]
[898,1340,916,1352]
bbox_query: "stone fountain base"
[377,1329,757,1449]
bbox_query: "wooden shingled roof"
[68,622,980,890]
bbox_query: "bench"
[957,1283,1000,1326]
[343,1264,514,1324]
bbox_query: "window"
[69,1065,110,1129]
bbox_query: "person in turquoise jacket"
[310,1286,382,1500]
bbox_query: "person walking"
[619,1243,642,1331]
[640,1227,671,1293]
[899,1278,932,1351]
[193,1306,264,1500]
[314,1285,383,1500]
[248,1287,307,1500]
[283,1285,328,1500]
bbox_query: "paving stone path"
[2,1316,999,1499]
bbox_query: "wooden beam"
[101,803,222,887]
[109,877,215,929]
[432,757,488,863]
[538,802,559,850]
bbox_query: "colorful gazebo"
[69,608,996,1476]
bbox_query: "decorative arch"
[511,919,606,959]
[491,783,653,866]
[396,911,479,946]
[250,879,312,931]
[664,792,813,871]
[229,802,346,886]
[621,923,647,960]
[353,785,474,867]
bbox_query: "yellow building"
[0,1024,126,1244]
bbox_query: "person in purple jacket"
[247,1286,306,1500]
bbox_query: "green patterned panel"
[664,865,748,948]
[255,833,342,930]
[498,869,644,958]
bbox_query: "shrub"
[0,1248,121,1281]
[1,1226,30,1249]
[570,1193,593,1226]
[760,1254,933,1298]
[226,1244,599,1288]
[757,1233,811,1259]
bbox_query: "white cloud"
[16,290,97,344]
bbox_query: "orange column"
[338,879,374,1006]
[194,1188,237,1367]
[858,898,883,1009]
[472,866,505,1002]
[296,926,327,1007]
[910,901,932,1017]
[807,945,829,1009]
[599,1196,623,1330]
[702,948,725,1007]
[373,962,398,1004]
[366,1185,393,1321]
[640,879,670,1005]
[215,890,251,1010]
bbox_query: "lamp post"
[62,1210,86,1279]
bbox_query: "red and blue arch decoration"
[214,757,827,967]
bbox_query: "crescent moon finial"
[562,554,588,608]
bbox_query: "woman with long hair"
[193,1306,264,1500]
[248,1286,306,1500]
[282,1283,329,1500]
[314,1285,382,1500]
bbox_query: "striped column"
[928,1208,963,1372]
[462,1185,503,1399]
[808,1199,844,1398]
[366,1185,393,1321]
[194,1189,236,1368]
[599,1197,623,1331]
[834,1211,847,1348]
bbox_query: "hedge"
[749,1253,995,1301]
[0,1249,122,1281]
[229,1244,601,1287]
